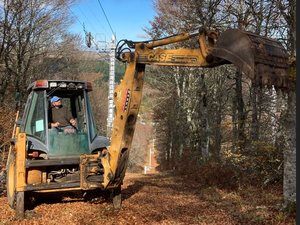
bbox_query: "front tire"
[6,151,16,209]
[6,150,26,218]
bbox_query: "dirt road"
[0,172,294,225]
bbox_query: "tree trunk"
[200,75,209,161]
[235,69,246,150]
[250,84,259,143]
[282,91,296,209]
[212,109,222,161]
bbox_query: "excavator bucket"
[211,29,290,90]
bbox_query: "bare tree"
[0,0,76,106]
[147,0,230,167]
[146,2,295,206]
[37,33,83,80]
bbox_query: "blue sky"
[70,0,156,45]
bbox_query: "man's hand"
[70,119,76,126]
[51,122,60,128]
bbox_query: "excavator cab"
[22,80,108,157]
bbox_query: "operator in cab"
[49,96,77,133]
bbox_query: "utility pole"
[85,31,115,138]
[107,35,115,138]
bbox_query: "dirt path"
[0,172,295,225]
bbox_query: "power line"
[69,9,84,28]
[85,4,108,33]
[96,0,116,38]
[69,3,115,46]
[68,7,102,51]
[76,6,99,35]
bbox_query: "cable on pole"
[97,0,116,38]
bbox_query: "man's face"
[53,99,62,107]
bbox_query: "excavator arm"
[116,28,223,67]
[100,27,291,188]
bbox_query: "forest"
[144,0,295,213]
[0,0,296,222]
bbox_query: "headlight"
[59,82,67,88]
[49,82,57,88]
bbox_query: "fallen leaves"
[0,172,295,225]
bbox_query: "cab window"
[86,94,97,141]
[24,91,46,142]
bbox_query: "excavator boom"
[101,27,291,188]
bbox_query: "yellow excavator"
[6,27,291,218]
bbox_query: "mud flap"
[211,29,290,90]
